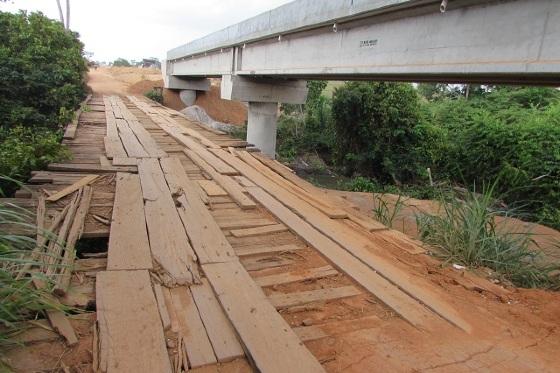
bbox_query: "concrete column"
[247,102,279,158]
[179,90,197,106]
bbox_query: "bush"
[145,88,163,104]
[331,82,422,183]
[0,11,87,130]
[0,127,70,195]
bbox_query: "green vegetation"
[0,198,67,346]
[275,82,560,230]
[0,11,86,194]
[112,57,132,67]
[145,88,163,104]
[417,184,560,289]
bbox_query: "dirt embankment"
[89,67,247,125]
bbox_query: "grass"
[417,183,560,289]
[0,195,67,347]
[372,193,406,229]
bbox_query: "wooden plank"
[56,185,94,293]
[46,175,98,202]
[233,175,255,187]
[197,179,227,196]
[107,173,153,270]
[111,157,138,166]
[184,149,256,210]
[138,159,199,286]
[245,186,446,331]
[214,149,470,332]
[268,286,361,309]
[216,217,276,231]
[293,315,382,342]
[169,286,217,368]
[153,284,171,331]
[126,119,167,158]
[255,266,338,287]
[202,260,325,373]
[45,310,78,346]
[230,224,288,238]
[235,151,347,219]
[116,118,149,158]
[241,256,293,271]
[234,243,304,257]
[182,127,221,149]
[96,270,173,373]
[190,279,244,363]
[159,157,236,264]
[48,163,136,173]
[103,136,127,159]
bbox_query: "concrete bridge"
[164,0,560,157]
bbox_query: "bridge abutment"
[221,75,308,158]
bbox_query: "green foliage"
[0,11,87,130]
[0,127,70,195]
[112,57,131,67]
[417,184,560,289]
[145,89,163,104]
[0,199,68,346]
[276,81,334,161]
[331,82,421,183]
[371,194,405,228]
[423,87,560,228]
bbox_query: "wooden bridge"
[5,94,552,372]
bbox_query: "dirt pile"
[195,85,247,126]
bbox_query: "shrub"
[0,127,70,194]
[145,88,163,104]
[0,11,87,130]
[331,82,422,183]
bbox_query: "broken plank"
[160,157,236,264]
[153,283,171,331]
[103,136,127,159]
[116,118,149,158]
[96,270,173,373]
[230,224,288,238]
[46,310,78,346]
[46,175,98,202]
[107,173,153,270]
[255,266,338,287]
[202,260,325,373]
[216,217,276,231]
[190,279,244,363]
[169,286,217,368]
[184,149,255,210]
[268,286,361,309]
[138,158,199,285]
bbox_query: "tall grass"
[417,183,560,289]
[0,198,66,346]
[372,193,405,229]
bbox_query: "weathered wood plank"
[96,270,173,373]
[197,179,227,196]
[160,157,236,264]
[116,118,149,158]
[46,175,98,202]
[255,266,338,287]
[107,173,153,270]
[202,260,325,373]
[190,279,244,363]
[138,159,199,286]
[268,286,361,309]
[169,286,217,368]
[230,224,288,238]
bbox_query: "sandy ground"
[88,67,247,125]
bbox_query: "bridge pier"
[221,75,308,158]
[163,75,211,106]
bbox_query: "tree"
[331,82,421,183]
[113,58,132,67]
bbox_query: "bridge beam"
[221,75,308,157]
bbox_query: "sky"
[0,0,292,63]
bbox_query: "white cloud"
[0,0,292,62]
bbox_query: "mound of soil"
[195,85,247,126]
[127,80,247,126]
